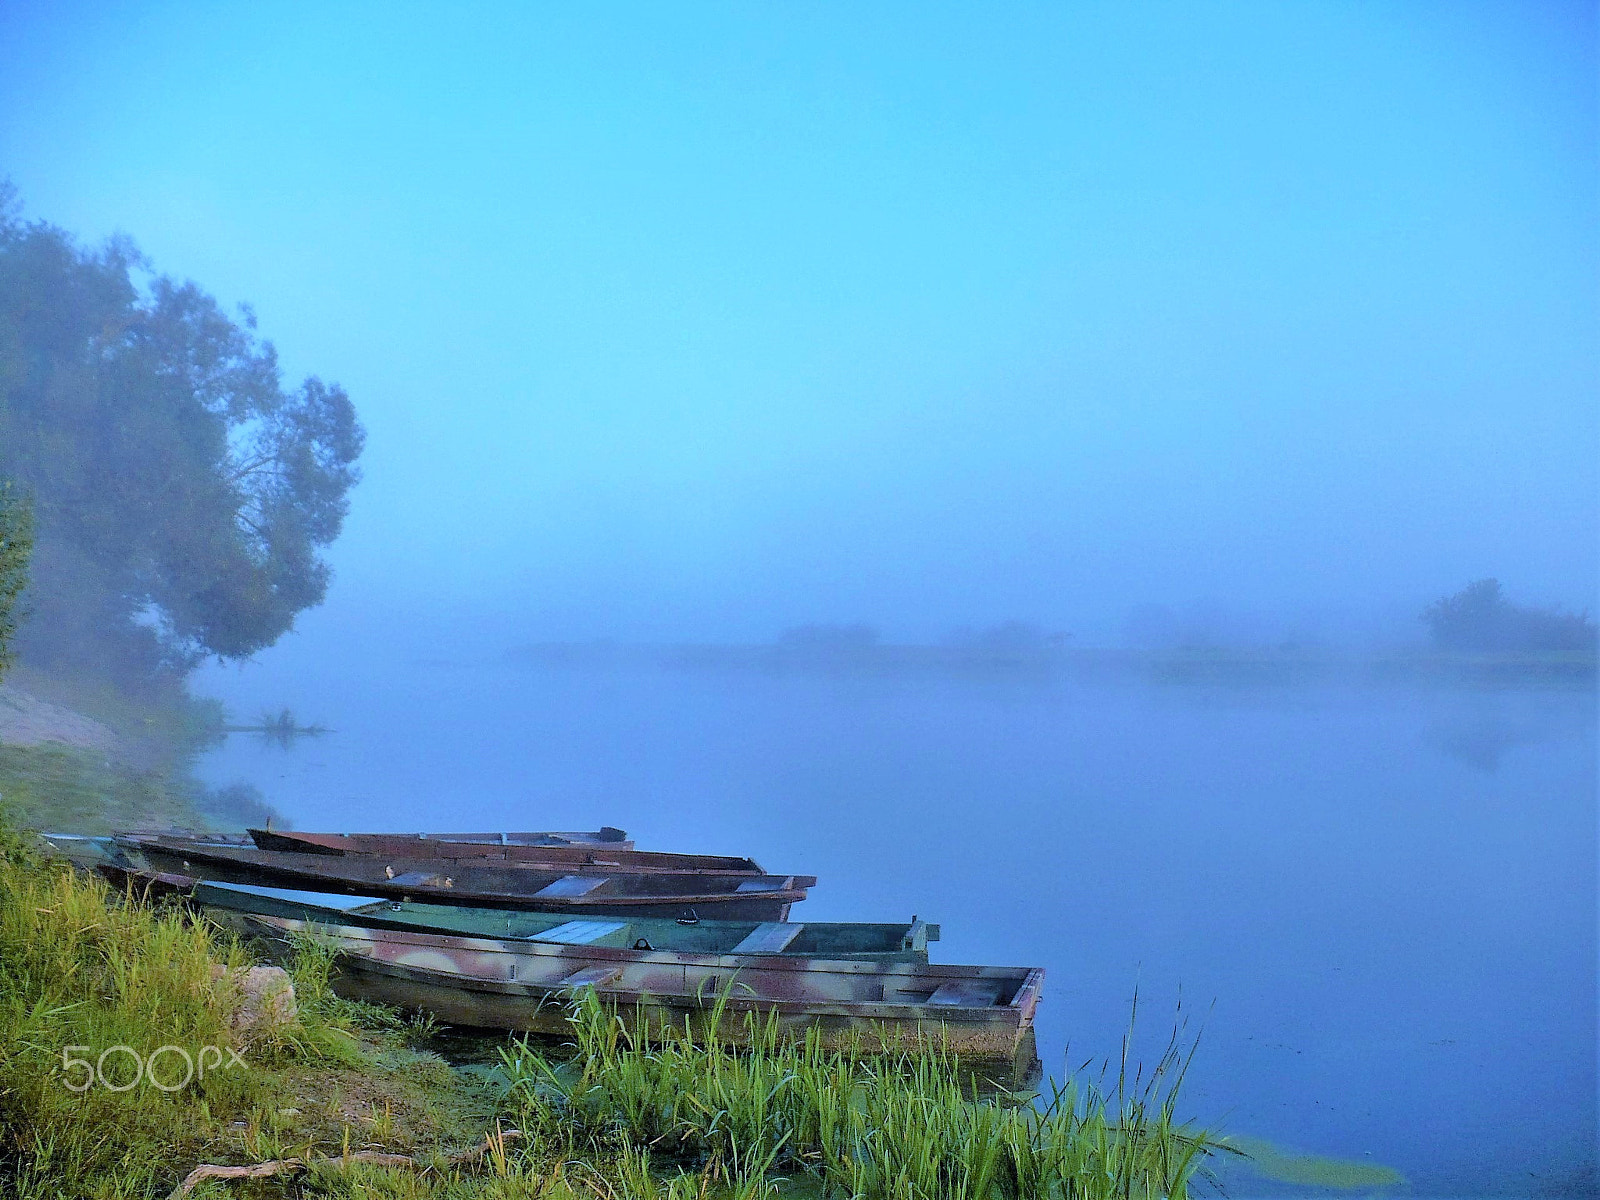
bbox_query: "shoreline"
[506,641,1599,688]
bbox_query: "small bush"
[1424,579,1597,658]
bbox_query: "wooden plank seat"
[560,965,624,990]
[731,923,804,954]
[531,920,627,946]
[925,979,1004,1008]
[734,877,786,893]
[533,875,611,899]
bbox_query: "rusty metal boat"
[247,829,759,872]
[115,836,813,920]
[245,914,1043,1061]
[251,827,633,852]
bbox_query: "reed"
[501,989,1227,1200]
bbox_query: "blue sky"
[2,1,1595,645]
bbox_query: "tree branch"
[165,1130,524,1198]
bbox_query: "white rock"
[211,964,297,1040]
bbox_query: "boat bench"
[533,875,611,899]
[559,965,623,990]
[734,878,786,893]
[731,923,804,954]
[532,920,627,946]
[925,980,1004,1008]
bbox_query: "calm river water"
[196,656,1596,1196]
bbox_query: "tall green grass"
[501,990,1227,1200]
[0,823,466,1198]
[1,836,252,1192]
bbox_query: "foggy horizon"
[3,2,1594,661]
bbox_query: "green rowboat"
[100,868,939,962]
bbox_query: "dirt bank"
[0,685,120,755]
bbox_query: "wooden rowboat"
[247,830,761,872]
[116,836,814,921]
[244,914,1044,1063]
[99,868,938,963]
[47,832,752,876]
[251,827,632,852]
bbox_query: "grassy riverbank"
[509,639,1598,690]
[0,668,282,836]
[0,819,499,1197]
[0,810,1229,1198]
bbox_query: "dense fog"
[2,4,1595,658]
[1,4,1594,1196]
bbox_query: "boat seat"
[734,878,785,893]
[533,875,611,899]
[559,965,623,990]
[532,920,627,945]
[731,923,804,954]
[925,980,1004,1008]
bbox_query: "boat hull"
[247,916,1043,1064]
[248,830,757,872]
[121,839,810,920]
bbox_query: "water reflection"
[1423,692,1592,773]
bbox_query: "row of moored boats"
[43,826,1043,1066]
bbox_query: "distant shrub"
[1423,579,1596,658]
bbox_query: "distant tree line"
[775,621,1070,656]
[946,620,1070,652]
[0,185,364,693]
[778,623,881,651]
[1423,579,1596,658]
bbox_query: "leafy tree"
[0,189,364,687]
[0,482,32,681]
[1423,579,1596,658]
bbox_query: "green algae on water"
[1230,1134,1408,1190]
